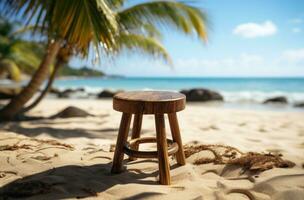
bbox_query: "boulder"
[97,90,116,98]
[57,90,71,98]
[294,102,304,108]
[57,88,86,98]
[180,88,224,102]
[76,88,85,92]
[263,96,288,104]
[50,106,93,118]
[49,87,61,95]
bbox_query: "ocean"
[53,77,304,105]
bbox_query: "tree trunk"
[0,40,61,121]
[21,58,64,113]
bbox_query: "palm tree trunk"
[0,40,61,121]
[21,58,64,114]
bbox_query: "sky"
[70,0,304,77]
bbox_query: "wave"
[220,91,304,103]
[54,85,304,104]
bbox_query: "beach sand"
[0,99,304,199]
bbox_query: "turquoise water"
[54,77,304,103]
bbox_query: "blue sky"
[71,0,304,77]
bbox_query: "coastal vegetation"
[0,16,44,81]
[0,0,208,121]
[58,66,104,77]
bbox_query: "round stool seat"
[113,91,186,114]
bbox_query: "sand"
[0,99,304,199]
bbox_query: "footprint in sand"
[239,122,247,127]
[226,189,255,200]
[192,196,203,200]
[298,143,304,148]
[170,186,185,192]
[298,130,304,137]
[258,127,267,133]
[280,123,291,128]
[200,125,219,131]
[247,138,261,143]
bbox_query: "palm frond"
[9,40,45,74]
[117,33,172,64]
[118,1,208,42]
[1,0,119,56]
[122,23,163,41]
[0,16,14,37]
[0,59,21,81]
[106,0,126,9]
[12,25,44,36]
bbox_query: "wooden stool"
[111,91,186,185]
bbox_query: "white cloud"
[282,49,304,63]
[172,53,274,76]
[176,54,264,70]
[239,53,264,65]
[292,27,301,33]
[233,21,277,38]
[289,18,303,24]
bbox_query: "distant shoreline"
[56,74,125,80]
[1,77,304,112]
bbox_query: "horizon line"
[109,75,304,79]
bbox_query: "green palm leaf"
[10,40,45,74]
[2,0,119,56]
[0,16,44,77]
[118,1,208,42]
[117,33,172,64]
[0,59,21,81]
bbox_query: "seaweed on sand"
[0,144,33,151]
[183,144,295,172]
[0,137,74,151]
[30,138,74,150]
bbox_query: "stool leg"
[155,114,171,185]
[111,113,132,174]
[168,113,186,166]
[129,114,143,161]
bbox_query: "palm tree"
[0,0,208,121]
[18,18,170,113]
[0,0,119,121]
[0,17,44,81]
[21,46,71,113]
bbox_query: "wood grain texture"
[113,91,185,114]
[111,113,132,174]
[112,91,186,185]
[168,113,186,165]
[129,114,143,161]
[155,114,171,185]
[124,137,179,159]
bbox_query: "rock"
[97,90,116,98]
[294,102,304,108]
[180,88,224,102]
[263,96,288,104]
[57,88,86,98]
[50,106,93,118]
[57,90,70,98]
[76,88,85,92]
[49,87,61,95]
